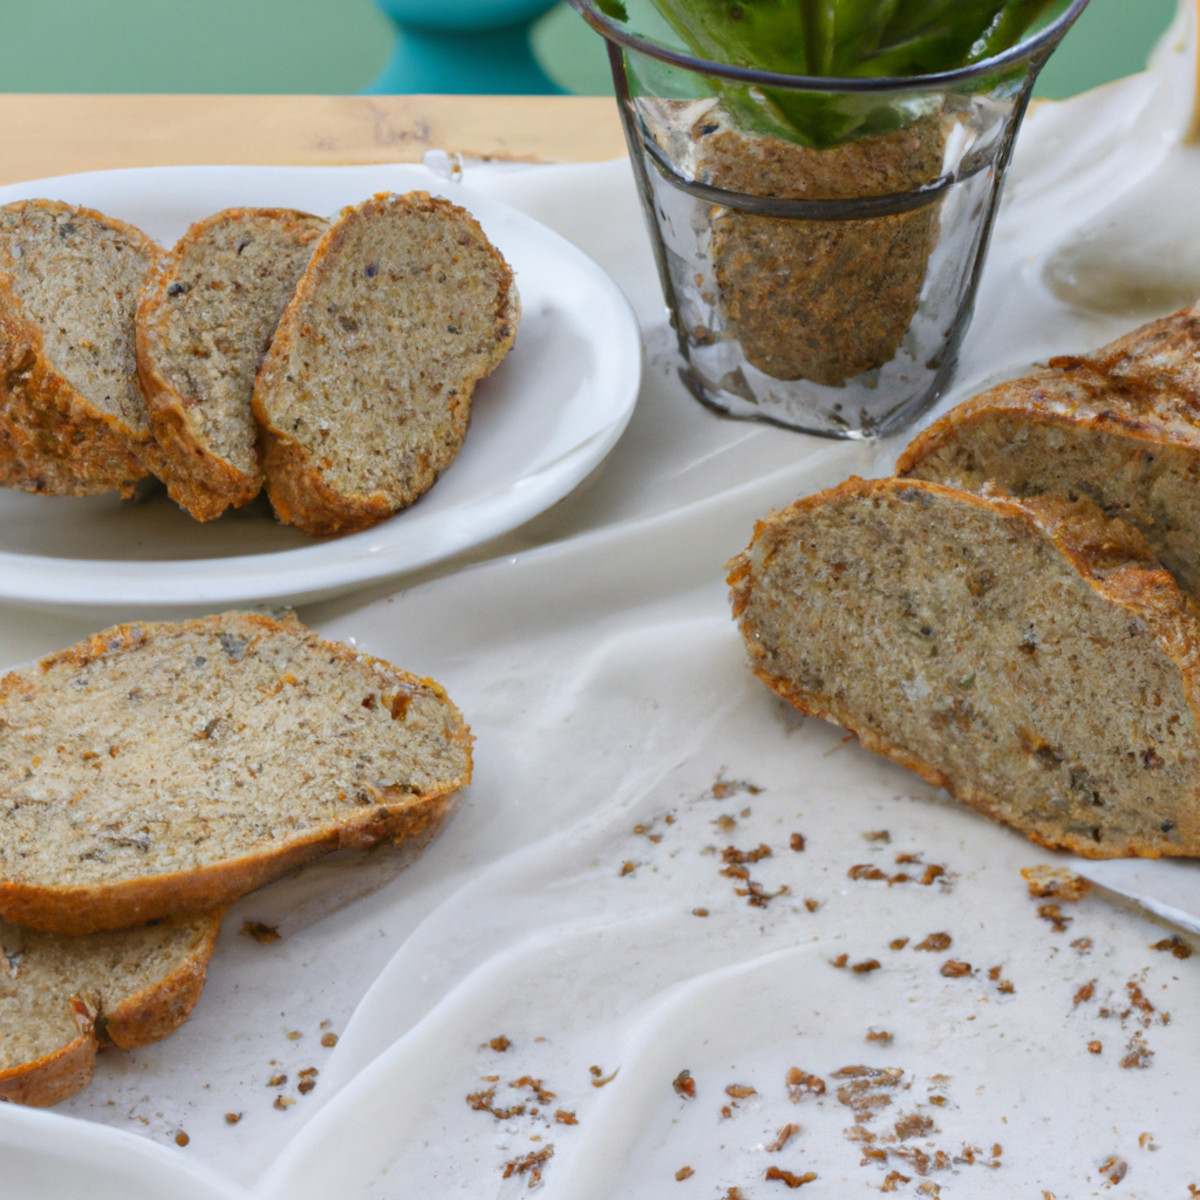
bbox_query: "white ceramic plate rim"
[0,164,641,610]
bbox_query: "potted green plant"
[572,0,1091,436]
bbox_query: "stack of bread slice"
[0,611,473,1104]
[0,191,519,533]
[730,303,1200,860]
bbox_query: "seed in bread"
[728,476,1200,859]
[136,208,328,521]
[0,611,473,935]
[897,302,1200,601]
[0,908,222,1107]
[252,191,519,536]
[0,199,160,497]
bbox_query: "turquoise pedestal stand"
[367,0,563,93]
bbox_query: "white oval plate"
[0,164,641,611]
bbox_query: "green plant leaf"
[634,0,1070,145]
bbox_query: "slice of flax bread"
[727,475,1200,859]
[252,191,520,536]
[896,302,1200,602]
[0,908,222,1106]
[137,208,328,521]
[0,611,473,935]
[0,199,161,497]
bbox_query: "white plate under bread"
[0,164,641,612]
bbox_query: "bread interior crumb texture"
[263,197,512,495]
[0,618,468,887]
[741,486,1200,853]
[0,203,154,434]
[148,210,327,470]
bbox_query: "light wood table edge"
[0,94,629,186]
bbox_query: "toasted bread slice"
[0,611,472,934]
[897,303,1200,601]
[0,908,222,1107]
[728,476,1200,859]
[0,199,160,497]
[137,208,328,520]
[253,191,519,536]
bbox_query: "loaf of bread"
[253,191,519,536]
[728,476,1200,859]
[896,302,1200,601]
[136,208,328,521]
[0,199,161,497]
[0,611,473,935]
[0,909,222,1106]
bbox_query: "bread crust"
[0,200,160,497]
[729,476,1200,859]
[0,790,457,936]
[253,191,519,536]
[136,207,327,521]
[896,303,1200,598]
[0,910,222,1106]
[0,1016,97,1108]
[0,612,472,935]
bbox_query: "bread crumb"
[766,1123,800,1152]
[675,1166,695,1181]
[1099,1156,1128,1184]
[224,1112,242,1125]
[764,1166,818,1187]
[240,920,281,944]
[914,933,952,952]
[1022,866,1091,901]
[1037,903,1073,932]
[940,960,972,978]
[320,1032,339,1048]
[174,1131,190,1147]
[1150,935,1193,959]
[785,1068,826,1101]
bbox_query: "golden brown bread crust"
[0,612,473,935]
[0,200,160,497]
[255,429,397,536]
[0,1016,97,1108]
[253,191,518,537]
[896,303,1200,597]
[0,790,457,936]
[729,476,1200,859]
[0,910,222,1107]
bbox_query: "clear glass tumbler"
[570,0,1091,437]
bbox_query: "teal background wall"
[0,0,1181,97]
